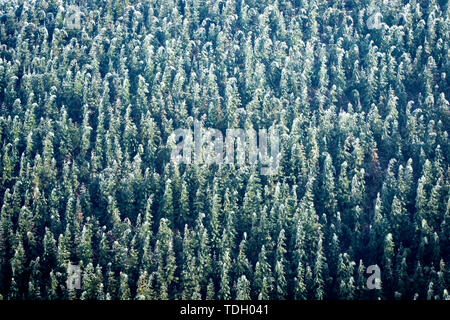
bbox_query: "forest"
[0,0,448,300]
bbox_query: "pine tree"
[274,229,287,300]
[254,245,273,300]
[154,219,176,299]
[218,248,231,300]
[160,179,174,226]
[336,253,356,300]
[382,233,395,299]
[118,272,130,300]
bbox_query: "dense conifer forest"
[0,0,448,300]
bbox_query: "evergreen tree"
[0,0,447,302]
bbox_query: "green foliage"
[0,0,448,300]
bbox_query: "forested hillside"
[0,0,448,300]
